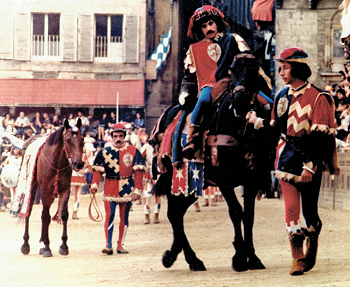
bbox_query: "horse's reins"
[87,185,103,222]
[61,129,102,222]
[231,53,258,137]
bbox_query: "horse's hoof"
[162,250,177,268]
[40,248,53,257]
[59,246,69,256]
[21,244,30,255]
[247,255,266,270]
[232,254,248,272]
[189,260,206,271]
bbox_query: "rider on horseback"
[180,5,250,159]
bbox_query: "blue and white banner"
[150,28,172,72]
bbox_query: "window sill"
[320,72,342,83]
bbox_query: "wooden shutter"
[124,15,139,63]
[0,13,13,59]
[62,13,77,61]
[15,13,30,60]
[78,14,93,62]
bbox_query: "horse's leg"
[220,184,248,272]
[163,195,206,271]
[21,183,38,255]
[243,184,265,270]
[39,204,53,257]
[58,189,70,256]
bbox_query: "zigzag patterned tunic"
[271,82,337,183]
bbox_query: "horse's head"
[229,53,261,116]
[63,119,85,171]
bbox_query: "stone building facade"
[0,0,146,122]
[275,0,344,92]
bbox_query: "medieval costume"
[180,5,249,159]
[91,123,145,254]
[271,48,339,275]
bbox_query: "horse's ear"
[252,40,267,60]
[64,119,70,130]
[76,118,82,130]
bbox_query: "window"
[95,14,123,62]
[333,29,344,59]
[32,13,60,58]
[327,10,344,73]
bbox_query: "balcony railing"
[33,34,60,57]
[95,36,122,61]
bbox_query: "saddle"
[211,77,231,105]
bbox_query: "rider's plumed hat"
[187,5,228,39]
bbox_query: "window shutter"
[62,13,77,61]
[78,14,93,62]
[15,13,30,60]
[124,15,139,63]
[0,13,13,59]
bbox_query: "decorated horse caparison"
[12,119,84,257]
[150,52,274,272]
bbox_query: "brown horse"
[20,119,84,257]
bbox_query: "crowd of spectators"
[326,63,350,152]
[0,110,147,150]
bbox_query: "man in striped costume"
[247,47,339,275]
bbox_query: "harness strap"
[41,152,70,198]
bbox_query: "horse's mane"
[46,126,64,146]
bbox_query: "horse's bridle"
[41,128,80,198]
[230,53,255,97]
[62,129,77,168]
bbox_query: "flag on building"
[150,28,172,73]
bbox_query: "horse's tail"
[152,171,173,196]
[152,155,173,196]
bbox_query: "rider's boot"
[182,124,202,160]
[298,224,321,272]
[289,232,306,276]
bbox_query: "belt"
[280,134,305,143]
[206,135,239,147]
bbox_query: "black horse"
[150,52,274,272]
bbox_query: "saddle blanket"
[10,136,48,218]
